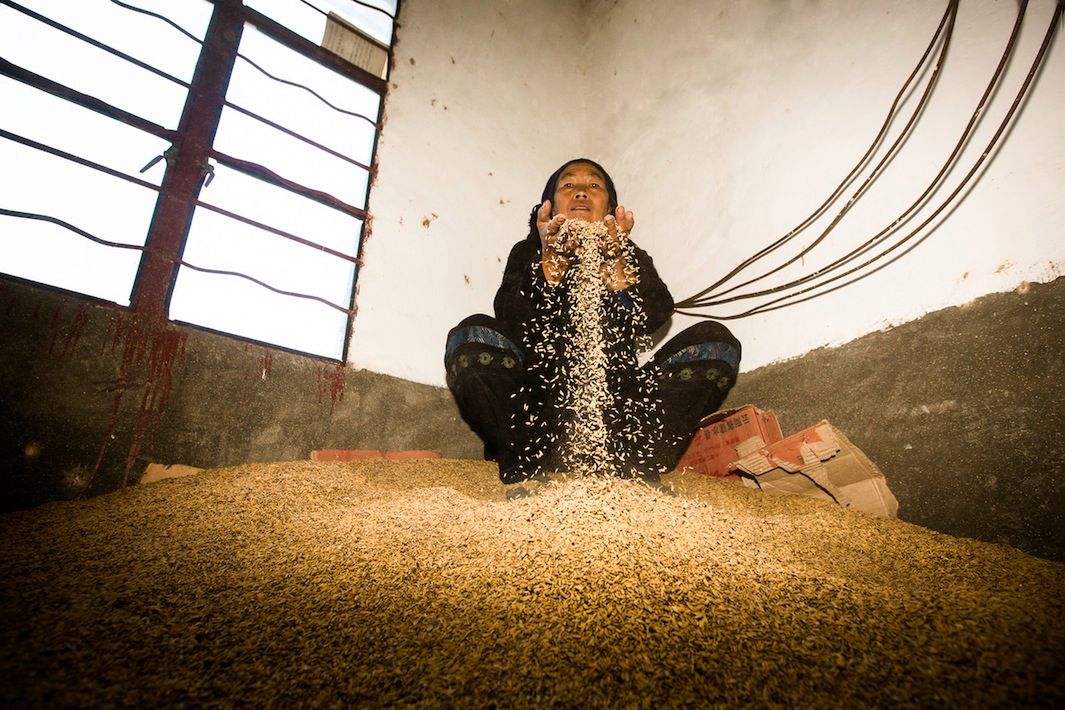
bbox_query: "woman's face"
[552,162,611,223]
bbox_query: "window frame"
[1,0,398,362]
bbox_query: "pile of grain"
[1,459,1062,706]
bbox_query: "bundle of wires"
[674,0,1064,321]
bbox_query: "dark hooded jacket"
[487,160,675,474]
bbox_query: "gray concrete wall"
[726,277,1064,562]
[1,275,1062,562]
[0,276,482,509]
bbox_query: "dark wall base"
[2,276,1062,562]
[726,277,1064,562]
[0,278,483,510]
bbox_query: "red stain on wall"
[240,345,275,382]
[95,314,188,484]
[315,361,346,413]
[49,302,91,360]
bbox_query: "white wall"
[348,0,591,383]
[352,0,1064,385]
[585,0,1065,371]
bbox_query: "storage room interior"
[1,0,1062,706]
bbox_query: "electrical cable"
[685,0,1027,310]
[674,0,959,309]
[676,0,1063,321]
[679,0,961,308]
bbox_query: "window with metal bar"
[0,0,397,360]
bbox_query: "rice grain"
[0,459,1061,707]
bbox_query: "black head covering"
[527,158,618,239]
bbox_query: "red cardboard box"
[675,405,784,477]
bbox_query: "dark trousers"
[445,314,741,482]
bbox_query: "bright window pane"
[169,194,362,357]
[0,0,202,305]
[195,163,362,254]
[0,75,170,185]
[214,106,372,209]
[0,0,210,130]
[0,140,159,305]
[168,14,379,359]
[170,264,353,357]
[2,0,389,357]
[217,27,379,208]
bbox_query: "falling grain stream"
[1,459,1061,706]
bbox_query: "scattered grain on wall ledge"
[0,459,1061,707]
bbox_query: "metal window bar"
[0,129,362,264]
[207,148,367,219]
[0,84,366,252]
[296,0,397,22]
[219,99,374,173]
[342,2,397,363]
[1,0,374,253]
[3,0,191,96]
[0,58,366,222]
[3,50,373,211]
[0,208,356,315]
[0,57,176,143]
[238,2,389,93]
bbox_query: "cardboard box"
[675,405,784,477]
[733,421,899,518]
